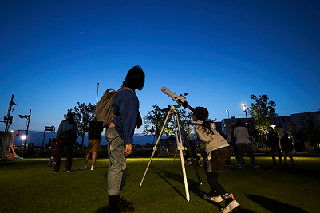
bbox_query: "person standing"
[54,112,77,173]
[280,132,294,167]
[234,120,259,169]
[266,127,282,165]
[193,107,240,213]
[106,65,144,213]
[80,120,103,170]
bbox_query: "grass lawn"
[0,155,319,213]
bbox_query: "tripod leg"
[177,117,202,185]
[140,111,172,186]
[172,109,190,202]
[179,148,190,202]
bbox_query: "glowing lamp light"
[242,103,247,112]
[21,135,27,140]
[271,125,276,129]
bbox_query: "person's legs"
[283,151,288,165]
[243,144,257,166]
[65,142,73,171]
[106,128,134,212]
[92,152,97,165]
[107,129,126,195]
[233,143,239,163]
[275,147,282,164]
[54,142,65,172]
[237,144,245,167]
[207,172,228,196]
[91,139,101,166]
[80,152,90,170]
[271,146,276,163]
[84,152,90,164]
[288,151,294,166]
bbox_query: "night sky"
[1,0,320,134]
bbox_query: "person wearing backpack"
[106,65,144,213]
[54,112,77,173]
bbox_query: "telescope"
[161,87,194,112]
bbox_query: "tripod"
[140,105,202,202]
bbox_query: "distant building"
[220,111,320,143]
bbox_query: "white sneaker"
[80,164,87,170]
[91,165,96,170]
[203,192,223,203]
[220,200,240,213]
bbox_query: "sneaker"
[80,164,87,170]
[91,165,96,170]
[220,200,240,213]
[253,165,259,168]
[204,192,223,203]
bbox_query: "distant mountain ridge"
[12,131,155,147]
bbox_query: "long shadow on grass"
[247,194,308,213]
[154,168,223,208]
[154,168,258,212]
[262,165,320,179]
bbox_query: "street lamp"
[242,103,247,119]
[21,135,27,149]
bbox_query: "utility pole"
[18,109,31,150]
[0,94,17,133]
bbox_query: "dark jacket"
[56,120,77,142]
[89,120,103,140]
[112,88,139,144]
[266,132,279,147]
[280,137,293,151]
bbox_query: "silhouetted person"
[80,119,103,170]
[234,120,259,168]
[54,112,77,173]
[266,127,282,165]
[280,132,294,167]
[106,65,144,213]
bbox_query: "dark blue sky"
[1,0,320,133]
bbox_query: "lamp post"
[242,103,247,119]
[96,83,99,104]
[226,110,229,118]
[21,135,27,149]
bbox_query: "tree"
[68,102,96,150]
[143,105,169,143]
[296,111,320,148]
[249,94,277,145]
[143,104,193,143]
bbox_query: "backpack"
[95,87,133,127]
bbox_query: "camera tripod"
[139,105,202,202]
